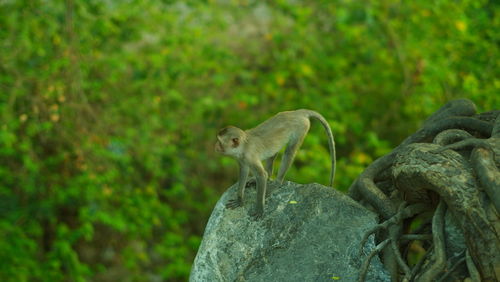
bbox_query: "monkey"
[215,109,336,219]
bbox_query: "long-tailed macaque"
[215,109,336,219]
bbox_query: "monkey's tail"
[303,110,336,187]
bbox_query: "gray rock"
[190,181,390,282]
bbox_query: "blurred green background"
[0,0,498,281]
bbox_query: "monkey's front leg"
[245,154,276,188]
[226,163,249,209]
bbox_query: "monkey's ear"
[231,138,239,147]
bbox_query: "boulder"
[190,181,390,282]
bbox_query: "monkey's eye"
[231,138,239,147]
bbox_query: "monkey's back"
[245,110,310,159]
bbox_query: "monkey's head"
[215,126,246,158]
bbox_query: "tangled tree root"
[350,99,499,281]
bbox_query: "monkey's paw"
[226,199,242,209]
[245,178,256,188]
[251,210,264,220]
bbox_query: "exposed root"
[358,239,391,282]
[409,245,433,281]
[466,249,481,282]
[433,129,473,146]
[415,200,447,281]
[471,147,500,213]
[359,203,429,255]
[351,100,499,281]
[437,250,466,282]
[433,138,493,153]
[391,238,410,280]
[432,115,500,213]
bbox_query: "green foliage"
[0,0,498,280]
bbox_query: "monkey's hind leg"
[276,133,306,184]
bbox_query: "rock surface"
[190,181,390,282]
